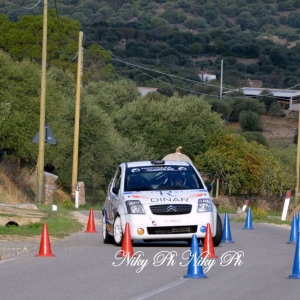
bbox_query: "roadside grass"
[0,205,84,238]
[232,216,291,224]
[219,207,292,226]
[217,207,237,214]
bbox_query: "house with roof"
[137,87,158,96]
[198,72,216,82]
[241,87,300,111]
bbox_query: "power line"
[83,34,300,100]
[13,0,42,10]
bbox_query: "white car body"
[102,160,221,245]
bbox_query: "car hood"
[122,190,211,204]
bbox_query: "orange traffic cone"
[201,223,218,258]
[85,209,98,233]
[118,222,135,257]
[35,223,55,257]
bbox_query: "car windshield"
[124,165,205,191]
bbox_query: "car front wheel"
[113,216,123,246]
[213,214,222,247]
[102,214,114,244]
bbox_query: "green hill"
[1,0,300,92]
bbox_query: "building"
[198,72,216,82]
[241,87,300,111]
[137,87,158,96]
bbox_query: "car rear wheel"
[102,214,114,244]
[113,216,123,246]
[213,214,222,247]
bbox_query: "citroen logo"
[166,205,177,212]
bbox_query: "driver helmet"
[173,173,185,185]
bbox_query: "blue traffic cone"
[184,234,207,279]
[243,208,254,230]
[289,231,300,278]
[287,214,298,244]
[298,210,300,233]
[221,213,234,243]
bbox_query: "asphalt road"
[0,212,299,300]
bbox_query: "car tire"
[213,214,222,247]
[113,216,123,246]
[102,214,114,244]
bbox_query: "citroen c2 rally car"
[102,160,222,246]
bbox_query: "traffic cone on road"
[221,213,234,243]
[118,222,135,257]
[243,208,254,230]
[201,223,218,258]
[289,231,300,278]
[287,214,298,244]
[35,223,55,257]
[184,234,207,278]
[85,209,98,233]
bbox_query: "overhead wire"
[8,2,300,99]
[84,34,299,100]
[13,0,42,10]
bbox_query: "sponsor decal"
[151,198,189,202]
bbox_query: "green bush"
[252,207,267,220]
[62,199,75,209]
[239,111,263,132]
[79,203,91,210]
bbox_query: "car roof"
[124,160,192,168]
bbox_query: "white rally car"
[102,160,222,246]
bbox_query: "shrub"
[62,199,75,209]
[239,111,263,132]
[79,203,91,210]
[252,207,267,220]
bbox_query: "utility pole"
[220,59,223,99]
[37,0,48,203]
[71,31,84,200]
[295,110,300,205]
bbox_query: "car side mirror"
[206,184,212,192]
[112,187,120,194]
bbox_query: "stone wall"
[43,172,58,204]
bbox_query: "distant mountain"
[2,0,300,91]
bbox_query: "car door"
[110,166,122,222]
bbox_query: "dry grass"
[0,157,69,205]
[0,159,36,204]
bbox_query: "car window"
[114,167,122,189]
[124,165,204,191]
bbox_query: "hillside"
[1,0,300,90]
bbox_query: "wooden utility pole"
[71,31,84,199]
[37,0,48,203]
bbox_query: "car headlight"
[126,200,145,214]
[197,199,212,213]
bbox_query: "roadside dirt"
[261,114,298,141]
[0,212,92,260]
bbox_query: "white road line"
[0,257,17,264]
[130,277,188,300]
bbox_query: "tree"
[242,132,269,147]
[0,51,40,163]
[113,93,226,159]
[205,98,232,121]
[239,110,263,132]
[194,134,265,195]
[194,133,294,196]
[230,97,266,120]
